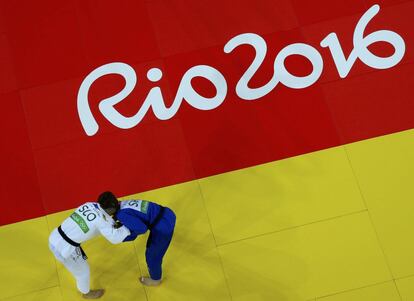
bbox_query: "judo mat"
[1,128,414,301]
[1,1,414,300]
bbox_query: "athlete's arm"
[117,209,148,242]
[97,217,131,244]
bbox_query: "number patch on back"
[79,205,97,221]
[127,200,149,214]
[70,205,98,233]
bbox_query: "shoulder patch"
[140,201,149,214]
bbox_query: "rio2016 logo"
[77,4,405,137]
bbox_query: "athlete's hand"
[114,220,123,229]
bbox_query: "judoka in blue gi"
[98,191,176,286]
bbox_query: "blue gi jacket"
[116,200,162,241]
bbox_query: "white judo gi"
[49,202,130,294]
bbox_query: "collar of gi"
[96,203,113,222]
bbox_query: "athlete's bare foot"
[82,289,105,299]
[139,276,161,286]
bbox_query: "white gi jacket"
[49,202,130,259]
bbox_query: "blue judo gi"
[116,200,176,280]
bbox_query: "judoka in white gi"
[48,198,130,299]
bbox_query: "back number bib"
[70,205,97,233]
[125,200,149,214]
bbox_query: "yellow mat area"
[1,129,414,301]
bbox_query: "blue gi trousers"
[146,207,176,280]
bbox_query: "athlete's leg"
[142,208,176,285]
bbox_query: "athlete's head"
[98,191,120,216]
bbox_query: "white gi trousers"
[49,230,90,294]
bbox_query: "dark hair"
[98,191,119,209]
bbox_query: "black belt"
[149,206,165,230]
[58,226,88,260]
